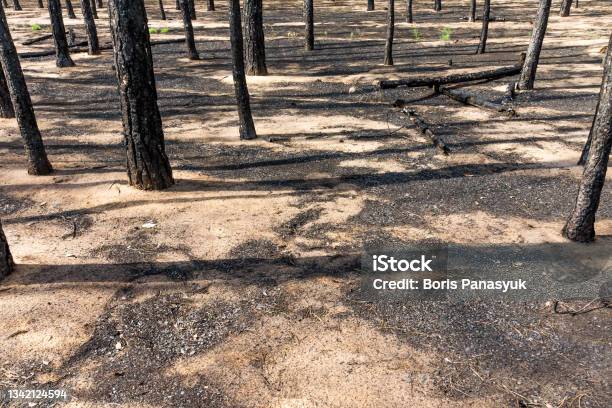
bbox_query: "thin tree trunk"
[304,0,314,51]
[434,0,441,12]
[1,1,6,8]
[563,34,612,242]
[406,0,412,23]
[175,0,180,10]
[179,0,199,59]
[228,0,256,139]
[0,220,13,280]
[48,0,75,67]
[79,0,99,54]
[384,0,394,65]
[0,4,53,175]
[158,0,166,20]
[65,0,76,18]
[90,0,98,19]
[97,0,102,8]
[12,0,21,11]
[469,0,476,22]
[107,0,175,190]
[476,0,490,54]
[207,0,214,11]
[367,0,374,11]
[559,0,572,17]
[244,0,267,76]
[578,99,598,165]
[38,0,44,8]
[188,0,196,19]
[517,0,551,90]
[0,63,15,118]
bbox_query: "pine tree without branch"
[65,0,77,19]
[48,0,75,67]
[304,0,314,51]
[517,0,551,90]
[179,0,199,59]
[244,0,267,76]
[0,219,14,280]
[476,0,490,54]
[384,0,394,65]
[80,0,100,55]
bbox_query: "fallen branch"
[393,101,449,155]
[437,86,516,116]
[379,54,526,89]
[22,33,54,46]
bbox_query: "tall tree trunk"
[406,0,412,23]
[563,35,612,243]
[0,4,53,175]
[469,0,476,22]
[476,0,490,54]
[0,220,13,280]
[175,0,180,10]
[65,0,77,18]
[304,0,314,51]
[12,0,21,11]
[179,0,199,59]
[38,0,44,9]
[384,0,394,65]
[434,0,441,12]
[559,0,572,17]
[578,99,599,165]
[228,0,256,139]
[79,0,99,54]
[107,0,175,190]
[90,0,98,19]
[367,0,374,11]
[48,0,75,67]
[158,0,166,20]
[0,64,15,118]
[188,0,196,19]
[517,0,551,90]
[243,0,267,76]
[207,0,214,11]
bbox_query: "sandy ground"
[0,0,611,407]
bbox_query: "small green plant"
[412,27,422,41]
[149,27,159,34]
[160,27,170,34]
[31,23,42,31]
[440,27,452,41]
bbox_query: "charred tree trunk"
[188,0,196,19]
[179,0,199,59]
[406,0,412,23]
[517,0,551,90]
[469,0,476,22]
[107,0,174,190]
[37,0,44,9]
[0,4,53,174]
[0,64,15,118]
[559,0,572,17]
[158,0,166,20]
[476,0,490,54]
[563,35,612,243]
[97,0,102,8]
[65,0,77,19]
[367,0,374,11]
[0,220,13,280]
[207,0,214,11]
[578,99,598,165]
[90,0,98,19]
[12,0,21,11]
[228,0,256,139]
[243,0,267,76]
[434,0,441,12]
[304,0,314,51]
[79,0,99,55]
[48,0,75,67]
[384,0,394,65]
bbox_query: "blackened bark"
[90,0,98,19]
[0,220,13,280]
[1,1,7,9]
[228,0,256,139]
[207,0,214,11]
[80,0,99,55]
[12,0,21,11]
[578,98,598,165]
[48,0,75,67]
[107,0,174,190]
[244,0,267,76]
[434,0,441,12]
[97,0,102,8]
[0,64,15,118]
[469,0,476,22]
[65,0,77,19]
[563,34,612,242]
[476,0,490,54]
[367,0,374,11]
[406,0,412,23]
[188,0,196,19]
[304,0,313,51]
[0,4,53,174]
[175,0,179,10]
[37,1,44,9]
[517,0,551,90]
[384,0,394,65]
[559,0,572,17]
[179,0,199,59]
[158,0,166,20]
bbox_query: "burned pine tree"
[367,0,374,11]
[207,0,215,11]
[517,0,551,90]
[65,0,77,19]
[90,0,98,19]
[434,0,441,12]
[384,0,394,66]
[0,64,15,118]
[0,220,14,280]
[179,0,199,59]
[0,3,53,175]
[476,0,490,54]
[559,0,572,17]
[304,0,314,51]
[11,0,21,11]
[469,0,476,22]
[48,0,75,67]
[37,1,44,9]
[107,0,175,190]
[158,0,167,20]
[188,0,196,20]
[244,0,267,76]
[563,35,612,243]
[407,0,412,23]
[80,0,100,55]
[97,0,102,7]
[228,0,257,139]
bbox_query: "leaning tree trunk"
[48,0,75,67]
[559,0,572,17]
[304,0,314,51]
[65,0,77,19]
[0,4,53,175]
[563,34,612,243]
[207,0,214,11]
[434,0,441,12]
[578,98,599,165]
[469,0,476,22]
[107,0,174,190]
[244,0,267,76]
[158,0,166,20]
[0,64,15,118]
[406,0,412,23]
[384,0,394,65]
[228,0,257,139]
[367,0,374,11]
[476,0,490,54]
[0,220,13,280]
[79,0,99,55]
[179,0,199,59]
[188,0,196,19]
[90,0,98,19]
[11,0,21,11]
[517,0,551,90]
